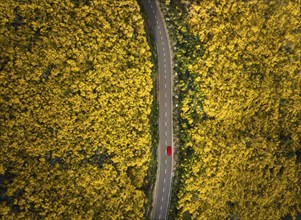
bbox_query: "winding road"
[141,1,173,219]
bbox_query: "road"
[140,1,173,219]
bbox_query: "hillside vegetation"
[163,0,301,219]
[0,0,153,218]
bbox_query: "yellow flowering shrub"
[0,0,153,218]
[175,0,301,219]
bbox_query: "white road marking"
[165,131,167,136]
[165,169,167,174]
[165,140,167,145]
[150,4,153,8]
[158,25,160,30]
[156,20,158,24]
[165,93,167,98]
[165,112,167,117]
[163,188,165,192]
[165,121,167,126]
[160,36,163,40]
[155,15,157,19]
[153,9,155,14]
[165,159,167,165]
[161,41,164,45]
[164,75,166,79]
[162,197,164,201]
[163,47,165,51]
[164,64,166,68]
[159,215,161,219]
[164,84,166,88]
[160,206,163,210]
[164,58,166,62]
[164,178,166,183]
[159,30,161,35]
[163,53,165,57]
[165,102,167,107]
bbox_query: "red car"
[167,146,172,156]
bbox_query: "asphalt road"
[141,1,173,219]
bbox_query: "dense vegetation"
[162,0,301,219]
[0,0,153,218]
